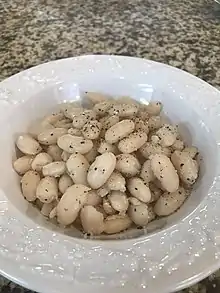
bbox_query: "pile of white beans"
[13,92,200,236]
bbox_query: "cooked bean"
[31,152,53,172]
[57,134,93,154]
[16,134,42,155]
[82,120,101,140]
[80,206,105,235]
[104,215,132,234]
[56,184,90,225]
[108,191,129,213]
[47,145,62,161]
[93,101,112,116]
[72,110,97,129]
[38,128,67,145]
[154,187,187,216]
[42,162,66,177]
[41,201,57,217]
[118,131,148,154]
[13,155,34,175]
[128,203,149,226]
[68,128,82,136]
[116,154,141,177]
[108,103,139,117]
[171,151,198,185]
[85,190,102,206]
[98,140,118,155]
[127,177,151,203]
[66,153,89,185]
[140,142,171,159]
[36,176,58,203]
[87,152,116,189]
[103,198,116,215]
[156,124,178,147]
[105,119,135,144]
[145,101,162,116]
[150,154,179,193]
[140,160,155,183]
[106,171,126,192]
[183,146,198,159]
[21,170,40,201]
[58,174,73,194]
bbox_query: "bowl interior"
[1,79,217,240]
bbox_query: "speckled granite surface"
[0,0,220,292]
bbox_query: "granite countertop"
[0,0,220,292]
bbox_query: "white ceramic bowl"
[0,55,220,293]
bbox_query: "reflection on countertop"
[0,0,220,292]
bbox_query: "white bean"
[154,187,187,216]
[61,151,71,162]
[28,121,54,138]
[16,134,42,155]
[104,214,132,234]
[13,155,34,175]
[36,176,58,203]
[134,118,149,133]
[108,103,139,117]
[100,115,120,131]
[118,131,148,154]
[21,170,40,202]
[156,124,178,147]
[31,152,53,172]
[93,101,112,116]
[60,103,83,119]
[82,120,101,140]
[54,119,72,129]
[56,184,90,225]
[58,174,73,194]
[85,190,102,206]
[140,160,155,183]
[106,171,126,192]
[42,112,64,125]
[148,205,156,222]
[108,191,129,213]
[38,128,67,145]
[97,184,109,197]
[72,110,97,129]
[140,142,171,159]
[171,151,198,185]
[87,152,116,189]
[148,182,162,202]
[98,140,118,155]
[105,119,135,144]
[145,101,162,116]
[103,198,116,215]
[41,201,57,217]
[68,128,82,136]
[116,154,141,177]
[128,203,149,226]
[80,206,105,235]
[66,153,89,185]
[127,177,151,203]
[128,197,142,206]
[57,134,93,154]
[150,154,179,193]
[84,145,98,163]
[47,145,62,161]
[183,146,198,159]
[42,162,66,177]
[148,116,162,130]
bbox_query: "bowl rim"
[1,54,220,293]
